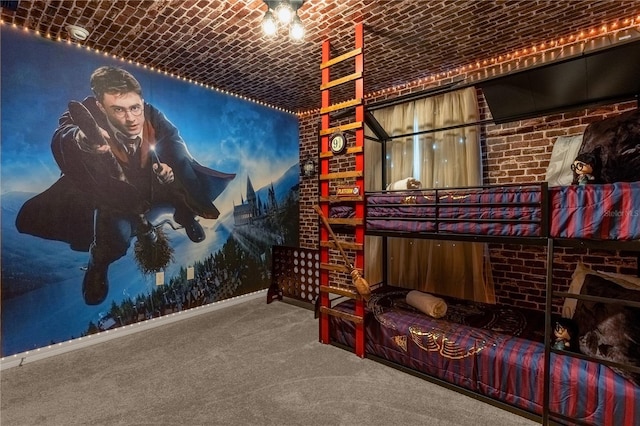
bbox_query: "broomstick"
[313,205,371,300]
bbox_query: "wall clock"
[330,131,346,155]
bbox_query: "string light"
[298,14,638,116]
[10,13,624,118]
[0,21,293,114]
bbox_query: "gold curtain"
[365,87,495,303]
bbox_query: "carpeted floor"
[1,296,539,426]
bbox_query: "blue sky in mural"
[0,27,300,356]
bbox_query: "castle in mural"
[231,174,296,263]
[233,175,279,226]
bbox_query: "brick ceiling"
[2,1,639,113]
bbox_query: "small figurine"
[571,151,600,185]
[553,318,577,351]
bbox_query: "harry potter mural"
[17,66,237,306]
[1,28,300,357]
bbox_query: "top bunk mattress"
[365,183,544,238]
[364,182,640,241]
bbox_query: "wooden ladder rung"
[320,285,359,297]
[319,306,364,323]
[320,240,363,251]
[320,145,363,158]
[320,47,363,69]
[320,262,351,273]
[319,121,363,136]
[320,98,362,115]
[320,72,363,90]
[319,195,364,203]
[328,218,364,226]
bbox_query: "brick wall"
[297,67,639,313]
[299,113,320,249]
[484,100,639,311]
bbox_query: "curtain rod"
[366,79,473,112]
[389,118,494,140]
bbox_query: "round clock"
[330,131,346,155]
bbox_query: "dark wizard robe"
[16,97,235,252]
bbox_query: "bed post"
[542,237,554,425]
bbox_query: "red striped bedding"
[366,184,543,237]
[550,182,640,240]
[364,182,640,241]
[329,288,639,425]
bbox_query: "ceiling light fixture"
[261,0,305,42]
[275,2,294,25]
[66,24,89,41]
[262,10,278,37]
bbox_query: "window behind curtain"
[365,87,495,303]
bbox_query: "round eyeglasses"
[571,161,587,172]
[110,104,143,119]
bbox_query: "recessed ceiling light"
[66,24,89,41]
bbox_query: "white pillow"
[545,134,583,187]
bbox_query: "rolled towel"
[406,290,448,319]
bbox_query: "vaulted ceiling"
[2,1,639,113]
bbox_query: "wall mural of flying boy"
[16,66,236,305]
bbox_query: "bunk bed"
[324,109,640,426]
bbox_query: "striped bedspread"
[365,182,640,241]
[329,289,639,425]
[550,182,640,240]
[366,184,543,237]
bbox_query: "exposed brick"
[3,2,638,112]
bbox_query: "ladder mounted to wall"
[317,23,366,357]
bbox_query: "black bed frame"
[334,109,640,424]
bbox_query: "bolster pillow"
[406,290,448,319]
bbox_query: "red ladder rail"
[318,23,366,358]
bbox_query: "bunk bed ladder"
[318,23,366,357]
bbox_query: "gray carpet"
[1,297,539,426]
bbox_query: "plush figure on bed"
[571,151,601,185]
[553,318,578,351]
[386,177,422,190]
[574,108,640,183]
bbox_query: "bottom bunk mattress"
[329,287,639,426]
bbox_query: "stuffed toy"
[575,109,640,183]
[571,151,601,185]
[386,177,422,190]
[552,318,577,351]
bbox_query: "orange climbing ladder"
[317,23,366,357]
